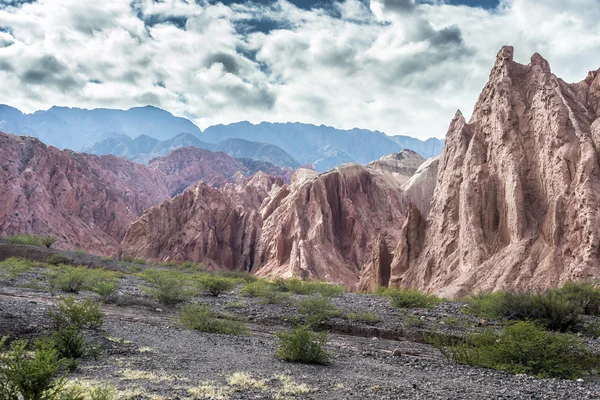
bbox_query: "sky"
[0,0,599,139]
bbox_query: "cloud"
[0,0,598,141]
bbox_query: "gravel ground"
[1,263,600,399]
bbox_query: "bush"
[46,255,72,266]
[433,321,596,379]
[4,234,57,248]
[275,325,328,364]
[51,296,104,330]
[0,257,38,279]
[177,303,247,335]
[177,261,203,272]
[467,290,582,332]
[197,275,237,297]
[52,326,86,360]
[138,269,198,305]
[275,278,346,297]
[298,296,340,328]
[0,336,66,400]
[217,270,257,283]
[384,288,441,309]
[554,282,600,315]
[48,265,88,293]
[86,269,120,302]
[241,281,272,297]
[345,311,380,323]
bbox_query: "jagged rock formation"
[391,46,600,297]
[253,165,407,287]
[366,150,425,184]
[120,148,437,288]
[120,173,283,270]
[0,133,171,254]
[0,133,296,253]
[356,233,393,293]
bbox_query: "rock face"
[254,165,407,287]
[0,133,171,254]
[120,158,438,288]
[120,173,283,270]
[0,132,296,254]
[391,46,600,297]
[366,150,425,184]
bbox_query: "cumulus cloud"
[0,0,598,140]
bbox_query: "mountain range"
[0,104,444,172]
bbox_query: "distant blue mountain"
[202,121,444,171]
[84,132,301,168]
[0,104,200,150]
[0,104,444,172]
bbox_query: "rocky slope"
[0,132,171,254]
[120,173,283,270]
[390,46,600,297]
[366,150,425,185]
[120,150,436,289]
[0,133,295,253]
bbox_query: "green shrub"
[275,278,346,297]
[138,269,198,305]
[345,311,380,323]
[0,336,66,400]
[46,255,72,266]
[197,275,237,297]
[89,384,117,400]
[275,325,328,364]
[51,296,104,330]
[433,321,596,379]
[385,288,441,309]
[554,282,600,315]
[177,261,203,272]
[241,281,272,297]
[467,291,582,332]
[217,270,257,283]
[132,258,146,265]
[0,257,37,279]
[4,234,56,248]
[99,257,113,263]
[298,296,340,328]
[177,303,247,335]
[158,261,178,268]
[86,269,120,302]
[52,326,86,360]
[48,265,88,293]
[120,256,135,263]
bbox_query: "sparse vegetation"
[432,321,597,379]
[345,311,380,323]
[0,336,66,400]
[4,233,57,248]
[197,275,237,297]
[52,325,86,361]
[276,325,329,364]
[216,270,257,283]
[466,290,582,332]
[279,278,346,297]
[178,303,247,335]
[380,287,441,309]
[0,257,38,279]
[46,254,72,266]
[48,265,88,293]
[138,268,198,305]
[298,296,341,328]
[51,296,104,330]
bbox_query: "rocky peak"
[388,47,600,297]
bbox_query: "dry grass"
[119,369,175,383]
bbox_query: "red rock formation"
[253,164,407,287]
[120,173,283,269]
[366,150,425,185]
[0,133,170,254]
[392,46,600,297]
[356,233,393,292]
